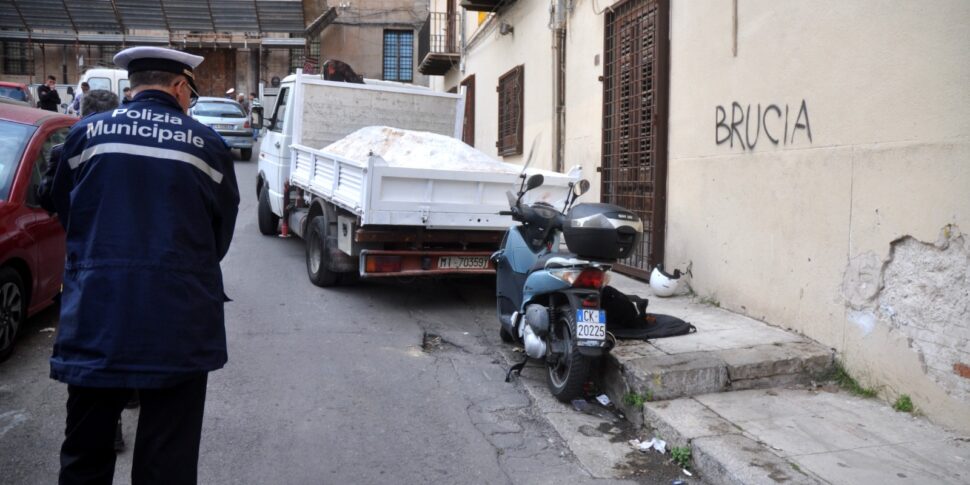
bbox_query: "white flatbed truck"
[256,70,575,286]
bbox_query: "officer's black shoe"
[114,419,125,453]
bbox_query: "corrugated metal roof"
[64,0,122,32]
[4,0,305,33]
[114,0,168,29]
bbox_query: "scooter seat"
[530,252,579,272]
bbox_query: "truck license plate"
[438,256,489,270]
[576,310,606,341]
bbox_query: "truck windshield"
[0,120,37,201]
[193,101,246,118]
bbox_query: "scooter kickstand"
[505,356,530,383]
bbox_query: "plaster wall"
[666,0,970,430]
[442,1,556,171]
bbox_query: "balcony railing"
[418,12,460,76]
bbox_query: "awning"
[0,0,306,34]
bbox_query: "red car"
[0,81,33,106]
[0,103,75,361]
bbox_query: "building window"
[497,65,524,157]
[2,42,30,75]
[289,47,304,74]
[383,30,413,82]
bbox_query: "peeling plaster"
[842,225,970,399]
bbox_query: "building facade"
[0,0,429,99]
[424,0,970,432]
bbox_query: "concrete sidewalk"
[603,273,970,484]
[499,272,969,483]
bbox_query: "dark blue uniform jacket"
[49,90,240,388]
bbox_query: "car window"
[0,86,27,101]
[25,127,69,206]
[119,78,130,94]
[86,77,111,92]
[192,101,245,118]
[0,120,36,201]
[269,87,289,133]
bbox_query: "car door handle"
[274,141,281,148]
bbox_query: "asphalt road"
[0,147,638,484]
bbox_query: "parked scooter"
[493,172,642,401]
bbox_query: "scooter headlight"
[549,268,610,289]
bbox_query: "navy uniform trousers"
[59,374,208,485]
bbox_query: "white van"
[79,68,129,100]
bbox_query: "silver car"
[189,97,253,160]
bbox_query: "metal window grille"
[289,47,303,74]
[383,30,414,82]
[2,42,31,75]
[496,65,523,157]
[602,0,669,278]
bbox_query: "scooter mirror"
[526,174,544,191]
[574,179,590,197]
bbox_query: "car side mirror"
[574,179,590,197]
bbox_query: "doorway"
[601,0,669,278]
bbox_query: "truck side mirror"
[574,179,590,197]
[526,174,544,191]
[252,106,264,130]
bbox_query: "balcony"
[460,0,517,12]
[418,12,461,76]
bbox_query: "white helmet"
[650,264,683,297]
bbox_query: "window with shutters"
[383,30,414,82]
[496,65,523,157]
[2,42,30,75]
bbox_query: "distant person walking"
[37,75,61,111]
[69,82,90,115]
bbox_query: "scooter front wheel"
[547,305,591,402]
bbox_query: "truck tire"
[306,216,339,287]
[240,148,252,160]
[0,268,25,362]
[546,305,591,403]
[257,185,279,236]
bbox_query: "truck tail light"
[365,255,402,273]
[244,120,251,129]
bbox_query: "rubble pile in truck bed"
[322,126,525,173]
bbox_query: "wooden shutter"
[496,65,523,157]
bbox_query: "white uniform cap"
[113,46,203,71]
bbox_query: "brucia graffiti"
[716,100,812,150]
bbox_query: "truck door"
[258,85,291,216]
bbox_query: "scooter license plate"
[575,310,606,341]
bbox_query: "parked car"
[0,103,75,361]
[0,82,32,106]
[190,97,253,160]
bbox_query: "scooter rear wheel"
[546,305,590,402]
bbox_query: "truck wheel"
[306,216,339,287]
[240,148,252,160]
[546,305,591,402]
[257,185,279,236]
[0,268,25,362]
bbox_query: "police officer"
[49,46,240,485]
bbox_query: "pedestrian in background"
[37,75,61,111]
[49,46,239,485]
[122,86,132,102]
[69,82,90,115]
[249,91,261,141]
